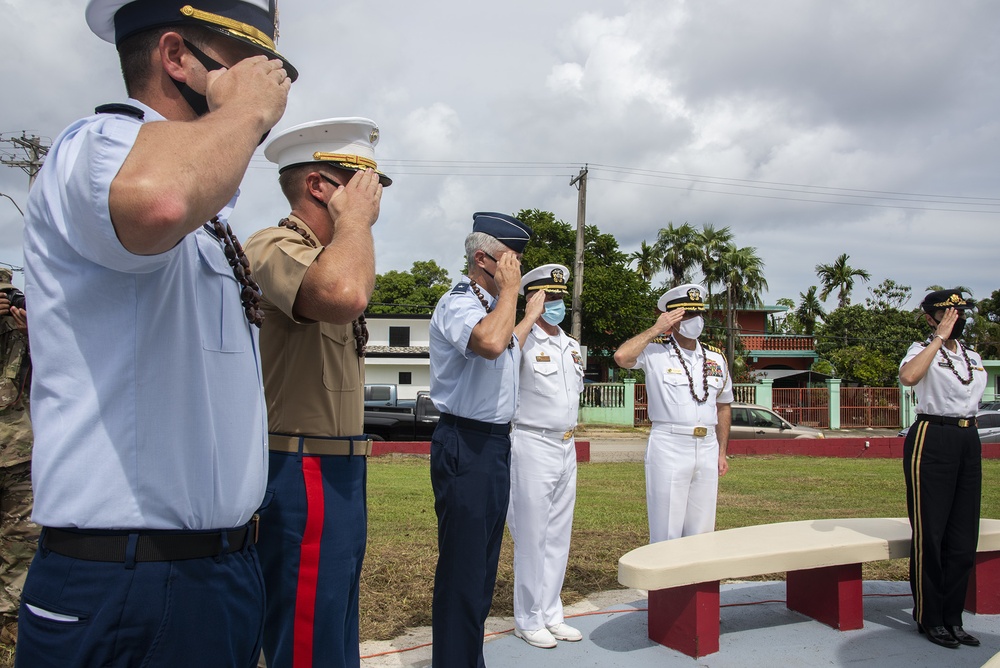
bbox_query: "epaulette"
[703,343,724,355]
[651,334,672,344]
[94,103,145,121]
[451,282,470,294]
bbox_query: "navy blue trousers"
[430,419,511,668]
[257,450,367,668]
[16,533,264,667]
[903,420,982,627]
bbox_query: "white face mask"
[677,315,704,339]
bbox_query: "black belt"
[41,516,258,563]
[916,414,978,428]
[440,413,511,435]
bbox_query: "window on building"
[389,326,410,348]
[399,372,412,385]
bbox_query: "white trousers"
[645,423,719,543]
[506,428,577,631]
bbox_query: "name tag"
[536,354,551,362]
[665,368,684,374]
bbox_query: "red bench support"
[647,582,720,658]
[966,550,1000,614]
[786,563,864,630]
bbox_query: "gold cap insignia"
[551,268,566,284]
[687,288,702,302]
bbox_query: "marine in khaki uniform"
[244,118,387,668]
[0,268,32,644]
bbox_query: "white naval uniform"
[507,324,584,632]
[632,338,733,543]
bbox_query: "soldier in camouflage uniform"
[0,268,33,645]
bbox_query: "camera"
[2,288,25,311]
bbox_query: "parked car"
[364,391,440,441]
[980,401,1000,412]
[897,410,1000,444]
[730,403,825,439]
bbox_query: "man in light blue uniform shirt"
[428,212,538,668]
[17,1,294,666]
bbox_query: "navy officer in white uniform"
[428,212,538,668]
[507,264,585,649]
[614,284,733,543]
[899,289,987,650]
[17,1,293,666]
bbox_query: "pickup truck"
[364,384,415,409]
[364,391,440,441]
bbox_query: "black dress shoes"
[918,624,960,649]
[946,625,980,646]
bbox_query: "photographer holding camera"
[0,267,33,647]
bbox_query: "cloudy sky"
[1,0,997,311]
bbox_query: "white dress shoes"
[514,626,558,649]
[546,622,583,642]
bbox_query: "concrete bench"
[618,517,1000,658]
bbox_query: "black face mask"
[173,39,222,117]
[932,315,967,340]
[481,252,498,280]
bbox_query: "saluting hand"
[326,169,382,230]
[207,56,291,132]
[934,308,959,342]
[524,290,546,324]
[653,308,684,337]
[494,252,522,296]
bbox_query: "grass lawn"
[361,455,1000,642]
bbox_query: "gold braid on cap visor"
[667,302,705,310]
[932,294,969,308]
[180,5,277,50]
[312,152,380,171]
[528,285,568,292]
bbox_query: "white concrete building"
[363,313,431,401]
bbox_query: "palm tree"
[924,284,974,296]
[629,241,658,283]
[795,286,826,335]
[654,222,700,288]
[720,244,768,308]
[815,253,871,308]
[718,243,768,364]
[697,223,734,312]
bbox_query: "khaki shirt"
[245,217,364,438]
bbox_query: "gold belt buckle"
[958,418,971,428]
[693,426,708,437]
[563,429,574,440]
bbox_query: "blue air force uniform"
[428,212,531,668]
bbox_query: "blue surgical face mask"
[541,300,566,325]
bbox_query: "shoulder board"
[651,335,671,344]
[450,282,470,294]
[94,103,145,121]
[703,343,724,355]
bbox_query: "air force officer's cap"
[86,0,298,81]
[657,283,707,312]
[264,117,392,186]
[471,212,532,254]
[520,264,570,296]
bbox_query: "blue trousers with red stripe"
[430,420,511,668]
[257,449,367,668]
[903,420,981,627]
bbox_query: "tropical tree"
[865,279,912,311]
[815,304,925,385]
[629,240,658,283]
[718,243,768,308]
[514,209,657,354]
[697,223,734,312]
[795,286,826,335]
[368,260,451,314]
[653,222,700,288]
[815,253,871,308]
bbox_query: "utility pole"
[569,165,588,341]
[1,133,49,190]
